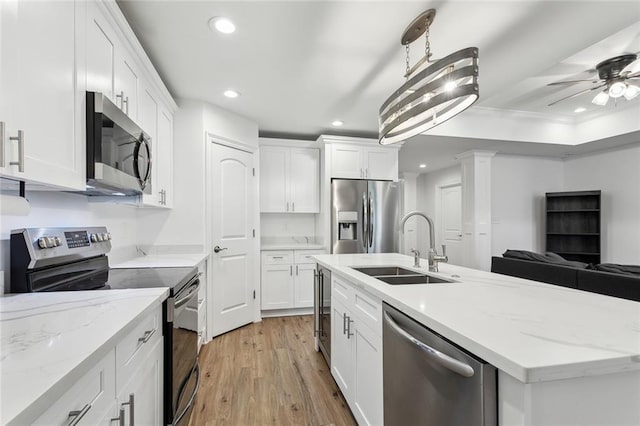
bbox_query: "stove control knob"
[38,237,48,249]
[98,234,105,242]
[105,232,112,241]
[90,233,98,243]
[54,236,62,247]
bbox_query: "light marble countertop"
[312,253,640,384]
[0,288,169,425]
[110,252,209,268]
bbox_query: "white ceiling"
[118,0,640,171]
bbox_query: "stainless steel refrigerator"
[332,179,400,254]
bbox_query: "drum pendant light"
[379,9,479,145]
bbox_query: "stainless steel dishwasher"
[383,303,497,425]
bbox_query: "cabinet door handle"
[0,121,5,167]
[110,408,125,425]
[121,393,135,426]
[292,202,295,212]
[116,91,124,108]
[138,328,156,343]
[290,265,293,276]
[286,201,289,212]
[271,256,284,259]
[296,265,299,275]
[342,312,348,335]
[123,96,129,115]
[347,316,354,339]
[68,404,92,426]
[9,130,24,172]
[365,168,368,178]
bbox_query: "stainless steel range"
[10,227,200,426]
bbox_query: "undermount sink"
[352,266,454,285]
[376,275,453,285]
[352,266,418,277]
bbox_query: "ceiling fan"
[547,54,640,107]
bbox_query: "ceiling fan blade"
[547,79,601,86]
[547,84,607,107]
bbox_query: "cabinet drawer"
[294,249,326,264]
[332,274,354,306]
[352,287,382,336]
[33,350,116,425]
[262,251,293,265]
[115,307,161,392]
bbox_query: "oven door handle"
[174,363,200,425]
[175,281,200,309]
[383,311,475,378]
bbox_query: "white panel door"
[331,144,363,179]
[365,148,397,181]
[352,323,383,426]
[210,143,255,336]
[441,184,463,265]
[331,301,353,400]
[261,264,294,310]
[260,146,289,212]
[294,263,315,308]
[289,148,319,213]
[86,3,115,100]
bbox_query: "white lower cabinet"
[331,274,383,426]
[261,249,325,310]
[32,306,163,425]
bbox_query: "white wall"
[136,99,259,249]
[564,144,640,264]
[0,191,139,292]
[491,155,564,257]
[415,165,462,257]
[400,173,418,255]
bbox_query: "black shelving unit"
[545,190,601,264]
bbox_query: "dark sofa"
[491,256,640,302]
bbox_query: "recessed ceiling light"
[209,17,236,34]
[332,120,344,127]
[224,89,239,98]
[419,164,427,168]
[574,107,586,113]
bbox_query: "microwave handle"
[133,137,152,189]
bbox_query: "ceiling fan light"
[592,91,609,106]
[623,84,640,100]
[608,81,627,98]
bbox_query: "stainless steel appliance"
[383,303,497,425]
[314,265,331,365]
[332,179,400,254]
[86,91,152,196]
[9,227,200,426]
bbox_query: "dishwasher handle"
[383,311,475,378]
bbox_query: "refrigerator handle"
[362,192,368,250]
[368,192,374,248]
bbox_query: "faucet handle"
[410,248,420,256]
[441,244,446,256]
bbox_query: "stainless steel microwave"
[85,91,151,196]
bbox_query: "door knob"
[214,245,228,253]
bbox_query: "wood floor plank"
[189,315,356,426]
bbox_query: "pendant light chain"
[405,44,411,78]
[425,17,432,62]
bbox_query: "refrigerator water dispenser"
[338,211,357,240]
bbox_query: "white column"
[456,150,495,271]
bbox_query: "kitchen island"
[0,288,168,425]
[313,253,640,425]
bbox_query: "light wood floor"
[189,315,356,426]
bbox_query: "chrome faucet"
[400,211,448,272]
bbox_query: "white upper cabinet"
[260,145,319,213]
[0,0,85,190]
[330,142,398,181]
[86,3,116,100]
